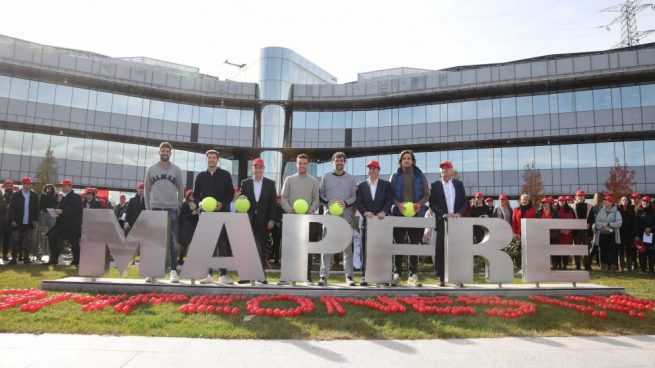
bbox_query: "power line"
[601,0,655,47]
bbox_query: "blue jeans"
[152,208,179,271]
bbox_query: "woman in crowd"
[177,189,199,266]
[471,192,492,244]
[511,194,536,240]
[556,196,574,270]
[618,196,636,271]
[493,194,512,225]
[634,196,654,272]
[592,195,623,271]
[535,197,558,269]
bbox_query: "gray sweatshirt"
[144,161,184,210]
[281,174,320,214]
[320,171,357,223]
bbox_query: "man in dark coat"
[240,158,277,284]
[2,180,13,261]
[47,179,82,265]
[428,161,468,286]
[124,183,146,232]
[356,160,392,286]
[7,177,40,264]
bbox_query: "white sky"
[2,0,654,82]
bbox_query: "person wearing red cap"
[193,149,235,285]
[114,194,128,229]
[47,179,82,266]
[356,159,393,286]
[124,183,147,233]
[592,195,623,271]
[493,194,512,225]
[470,192,492,244]
[82,187,101,209]
[177,189,199,267]
[571,190,592,270]
[6,177,39,264]
[390,150,430,286]
[630,193,641,208]
[555,196,575,270]
[240,157,277,285]
[536,197,560,269]
[634,196,654,272]
[429,159,467,287]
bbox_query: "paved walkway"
[0,333,653,368]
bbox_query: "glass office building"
[1,33,654,198]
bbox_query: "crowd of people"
[1,141,654,287]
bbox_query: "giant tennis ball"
[328,201,344,216]
[293,199,309,214]
[234,195,250,213]
[403,202,416,217]
[200,197,218,212]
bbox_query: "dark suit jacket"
[7,190,39,227]
[428,179,467,219]
[240,177,277,230]
[125,195,146,227]
[51,190,82,239]
[356,179,392,216]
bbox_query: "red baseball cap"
[485,197,493,203]
[558,195,567,201]
[59,179,73,187]
[603,194,614,202]
[137,183,145,189]
[542,197,554,203]
[21,177,32,185]
[2,180,12,186]
[439,161,453,169]
[566,196,574,201]
[575,190,585,197]
[475,192,484,198]
[631,193,641,199]
[642,196,651,202]
[252,158,265,167]
[366,160,380,169]
[499,194,508,200]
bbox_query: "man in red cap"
[356,159,393,286]
[47,179,82,265]
[7,177,39,264]
[630,193,641,208]
[240,158,277,284]
[390,150,430,286]
[114,194,127,229]
[81,187,101,209]
[571,189,593,270]
[124,183,146,233]
[429,160,467,286]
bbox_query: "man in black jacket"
[47,179,82,266]
[240,158,277,284]
[193,149,235,285]
[429,161,468,286]
[2,180,14,261]
[124,183,146,233]
[7,177,39,264]
[356,160,392,286]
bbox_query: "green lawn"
[0,264,653,339]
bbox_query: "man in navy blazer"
[429,161,467,286]
[356,160,393,286]
[240,158,277,284]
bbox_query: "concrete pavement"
[0,333,653,368]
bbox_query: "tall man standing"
[144,142,184,283]
[7,177,39,264]
[390,150,430,286]
[428,161,467,287]
[193,149,235,285]
[280,153,320,286]
[356,160,393,286]
[47,179,82,266]
[240,158,277,284]
[318,152,357,287]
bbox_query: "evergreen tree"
[34,142,59,194]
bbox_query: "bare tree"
[521,161,543,207]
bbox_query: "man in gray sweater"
[318,152,357,286]
[280,153,320,286]
[144,142,185,283]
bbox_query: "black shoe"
[23,258,32,264]
[237,280,251,284]
[2,256,8,261]
[8,259,17,265]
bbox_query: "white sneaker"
[304,279,315,286]
[169,270,179,283]
[199,274,214,284]
[408,273,422,287]
[218,275,234,285]
[391,273,400,286]
[145,277,155,283]
[346,276,356,287]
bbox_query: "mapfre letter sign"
[79,210,589,284]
